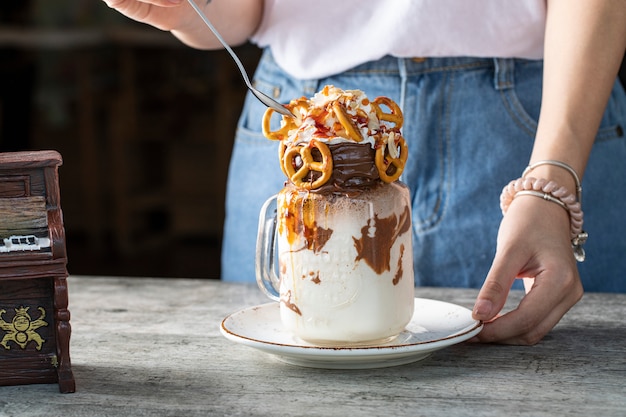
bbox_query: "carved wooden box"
[0,151,75,393]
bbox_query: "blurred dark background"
[1,2,624,279]
[0,1,261,279]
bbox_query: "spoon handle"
[186,0,252,88]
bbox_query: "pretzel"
[372,96,404,130]
[375,135,408,183]
[262,108,297,141]
[332,101,363,142]
[278,142,288,177]
[262,98,309,141]
[282,139,333,189]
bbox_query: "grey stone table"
[1,276,624,417]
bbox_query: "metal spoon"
[186,0,294,117]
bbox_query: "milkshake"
[257,86,414,345]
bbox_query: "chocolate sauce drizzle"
[353,205,411,275]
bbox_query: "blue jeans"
[222,50,626,292]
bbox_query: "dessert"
[261,86,414,344]
[263,85,408,190]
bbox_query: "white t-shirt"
[251,0,547,80]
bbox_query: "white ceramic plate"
[220,298,482,369]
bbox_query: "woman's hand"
[472,0,625,345]
[472,195,583,345]
[101,0,263,49]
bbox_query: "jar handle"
[255,194,280,301]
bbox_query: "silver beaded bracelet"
[501,160,588,262]
[522,160,583,202]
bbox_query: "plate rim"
[220,298,483,356]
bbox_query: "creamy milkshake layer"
[262,85,414,344]
[276,183,413,343]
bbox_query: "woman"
[102,0,626,344]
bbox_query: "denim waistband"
[257,49,543,94]
[346,56,495,75]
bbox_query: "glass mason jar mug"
[256,182,415,346]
